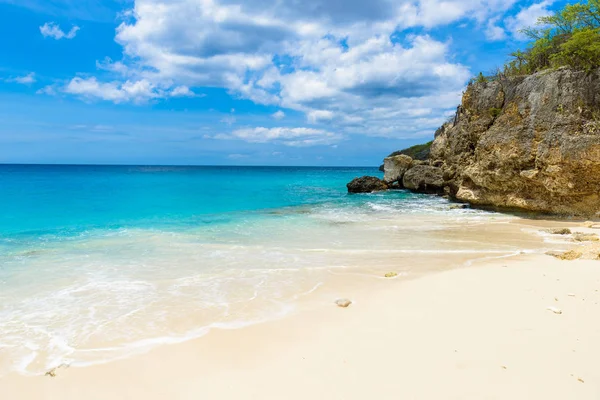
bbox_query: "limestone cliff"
[388,67,600,216]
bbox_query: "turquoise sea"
[0,165,529,376]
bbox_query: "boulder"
[347,176,388,193]
[402,165,445,194]
[383,154,413,184]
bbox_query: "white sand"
[2,253,599,399]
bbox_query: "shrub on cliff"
[387,141,433,161]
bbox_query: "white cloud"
[307,110,334,124]
[170,86,196,97]
[209,126,342,146]
[64,77,163,103]
[485,18,507,41]
[40,22,80,40]
[505,0,556,39]
[57,0,536,140]
[8,73,36,84]
[272,110,285,120]
[36,85,58,96]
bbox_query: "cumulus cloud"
[64,77,165,103]
[169,86,196,97]
[272,110,285,120]
[57,0,539,141]
[8,73,36,84]
[40,22,80,40]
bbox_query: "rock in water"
[402,165,445,194]
[335,298,352,308]
[347,176,388,193]
[383,155,413,184]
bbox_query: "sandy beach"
[2,221,599,399]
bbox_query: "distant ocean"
[0,165,521,376]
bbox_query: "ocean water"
[0,165,540,376]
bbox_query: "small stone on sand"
[573,232,600,242]
[546,250,582,261]
[547,306,563,315]
[335,299,352,308]
[545,228,572,235]
[385,272,398,278]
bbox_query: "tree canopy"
[504,0,600,75]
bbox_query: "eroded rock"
[383,155,413,184]
[426,68,600,216]
[545,228,572,235]
[402,165,444,194]
[347,176,388,193]
[573,232,600,242]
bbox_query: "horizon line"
[0,163,380,168]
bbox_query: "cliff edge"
[383,68,600,216]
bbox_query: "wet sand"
[2,220,600,399]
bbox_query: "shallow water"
[0,165,558,376]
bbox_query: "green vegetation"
[488,107,503,118]
[388,141,433,161]
[474,0,600,80]
[475,72,489,84]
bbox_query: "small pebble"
[335,298,352,308]
[384,272,398,278]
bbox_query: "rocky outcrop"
[383,155,413,183]
[402,165,445,194]
[425,68,600,216]
[347,176,388,193]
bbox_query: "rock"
[547,306,563,315]
[572,232,600,242]
[378,164,385,172]
[383,155,413,184]
[547,250,582,260]
[347,176,388,193]
[335,298,352,308]
[427,68,600,217]
[545,228,572,235]
[384,272,398,278]
[45,364,69,378]
[449,203,469,210]
[402,165,445,194]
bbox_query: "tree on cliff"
[504,0,600,74]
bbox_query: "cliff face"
[427,68,600,216]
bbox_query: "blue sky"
[0,0,568,166]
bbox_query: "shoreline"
[1,219,599,398]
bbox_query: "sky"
[0,0,569,166]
